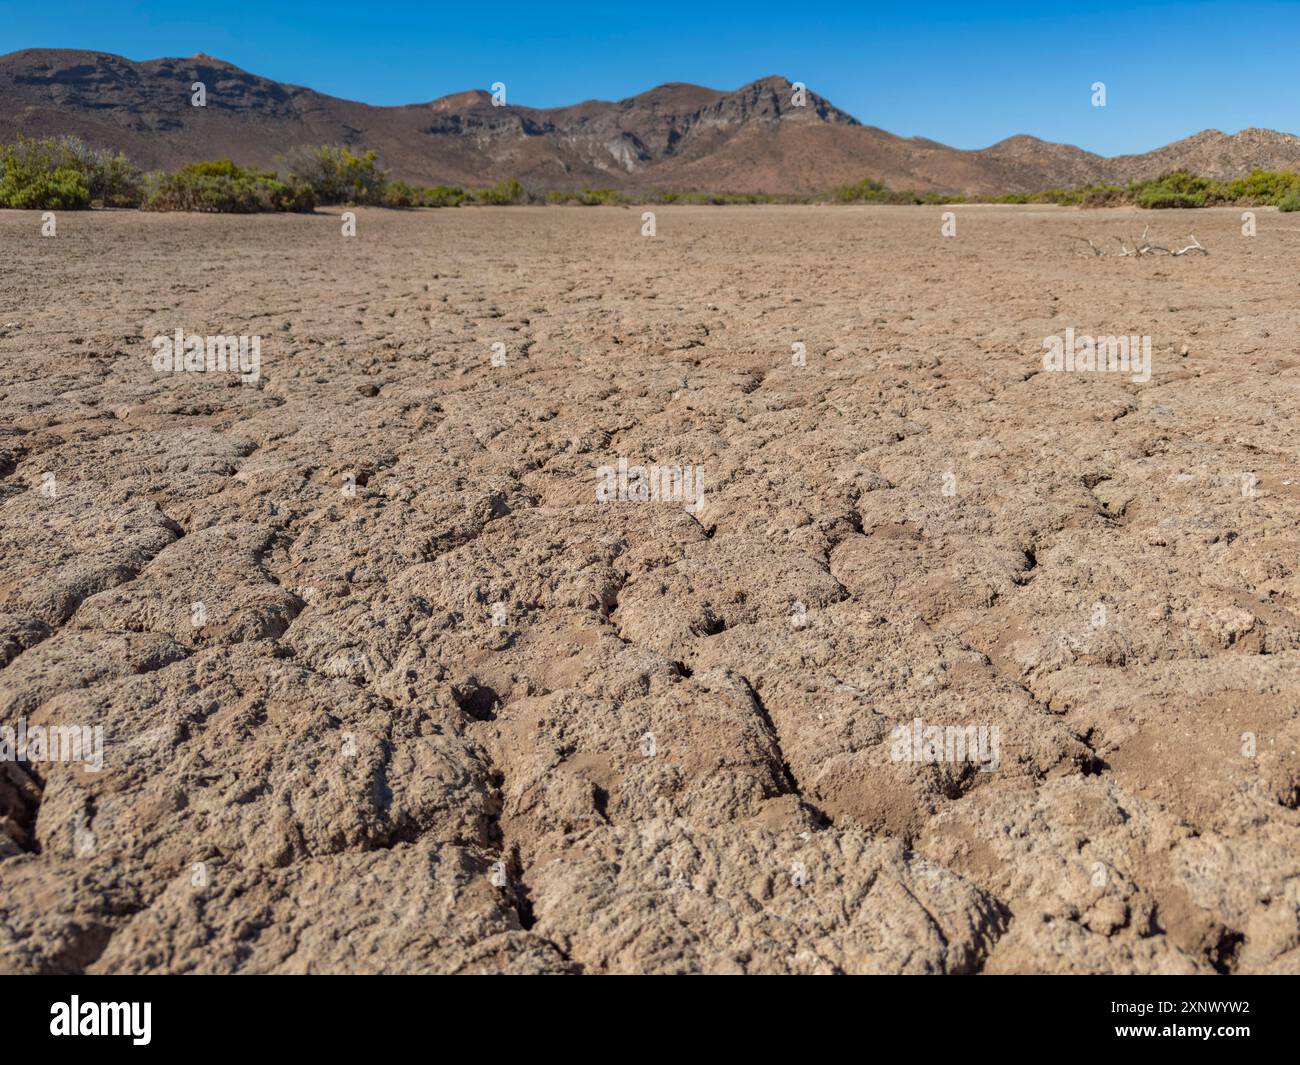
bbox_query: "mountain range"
[4,48,1300,195]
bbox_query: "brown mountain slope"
[3,48,1299,194]
[1108,128,1300,181]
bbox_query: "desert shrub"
[381,181,471,207]
[1216,169,1300,205]
[0,163,90,209]
[416,184,470,207]
[829,177,961,205]
[384,180,418,208]
[367,178,477,207]
[651,190,781,204]
[834,168,1300,211]
[1279,187,1300,212]
[473,178,525,205]
[832,176,895,203]
[1132,171,1216,208]
[1070,184,1126,206]
[546,187,627,205]
[0,136,141,208]
[1037,188,1084,206]
[281,144,388,205]
[59,138,142,206]
[143,160,315,212]
[1125,169,1300,208]
[997,185,1122,207]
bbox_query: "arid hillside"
[4,48,1300,193]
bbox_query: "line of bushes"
[987,170,1300,210]
[1129,169,1300,210]
[5,136,1300,213]
[988,184,1127,207]
[827,170,1300,210]
[530,172,1300,209]
[0,138,529,212]
[143,160,316,212]
[545,188,809,205]
[831,176,967,205]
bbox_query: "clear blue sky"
[1,1,1295,155]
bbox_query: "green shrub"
[1279,188,1300,212]
[384,180,418,208]
[60,138,142,206]
[473,178,525,205]
[651,189,806,205]
[0,136,140,209]
[1070,184,1125,207]
[1222,169,1300,203]
[829,177,962,205]
[832,177,895,203]
[0,164,90,209]
[1131,171,1215,208]
[416,184,470,207]
[991,184,1123,207]
[143,160,315,212]
[546,187,627,205]
[281,144,388,205]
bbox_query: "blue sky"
[1,1,1295,155]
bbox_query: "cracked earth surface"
[1,204,1299,974]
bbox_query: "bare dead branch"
[1172,234,1207,256]
[1093,228,1207,258]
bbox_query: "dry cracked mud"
[1,203,1298,974]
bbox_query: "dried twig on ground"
[1093,227,1207,258]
